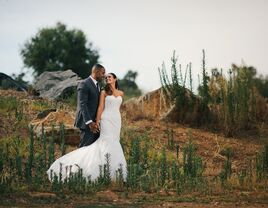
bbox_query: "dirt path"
[1,190,267,208]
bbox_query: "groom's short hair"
[92,64,105,72]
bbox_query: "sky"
[0,0,268,92]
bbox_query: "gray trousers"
[78,128,100,148]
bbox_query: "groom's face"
[96,68,106,82]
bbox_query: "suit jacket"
[74,77,100,129]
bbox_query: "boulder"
[33,70,81,100]
[122,87,175,121]
[0,72,28,92]
[122,87,204,123]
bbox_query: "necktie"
[96,82,99,92]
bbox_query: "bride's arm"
[120,91,124,111]
[96,90,106,125]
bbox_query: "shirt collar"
[90,76,98,85]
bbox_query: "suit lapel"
[86,77,99,95]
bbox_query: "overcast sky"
[0,0,267,92]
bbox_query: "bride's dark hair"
[104,73,119,95]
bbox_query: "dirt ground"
[0,190,267,207]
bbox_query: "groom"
[74,64,106,147]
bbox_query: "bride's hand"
[89,122,99,133]
[95,121,100,130]
[94,122,100,133]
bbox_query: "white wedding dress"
[47,95,127,182]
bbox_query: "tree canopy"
[118,70,142,99]
[20,22,99,79]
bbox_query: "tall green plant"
[226,69,235,136]
[219,147,233,184]
[256,144,268,180]
[41,124,47,169]
[158,51,195,122]
[198,50,211,123]
[13,137,23,179]
[217,65,258,136]
[48,124,55,167]
[160,148,168,186]
[25,126,35,182]
[60,123,66,156]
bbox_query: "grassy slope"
[0,90,267,207]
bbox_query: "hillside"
[0,89,267,207]
[122,88,267,175]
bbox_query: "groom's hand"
[88,122,97,133]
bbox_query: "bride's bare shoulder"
[118,90,124,97]
[100,90,107,96]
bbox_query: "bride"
[47,73,127,182]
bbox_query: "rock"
[30,109,80,146]
[36,109,57,119]
[33,70,81,100]
[0,72,28,92]
[122,87,204,123]
[122,87,174,121]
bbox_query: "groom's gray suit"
[74,77,100,147]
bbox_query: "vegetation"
[254,74,268,98]
[159,51,197,123]
[159,50,268,136]
[1,47,268,205]
[0,95,267,198]
[20,22,99,79]
[118,70,142,100]
[0,123,267,201]
[208,64,262,136]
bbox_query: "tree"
[123,70,138,82]
[254,75,268,98]
[20,22,99,79]
[118,70,142,99]
[11,72,28,87]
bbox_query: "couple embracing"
[47,64,127,181]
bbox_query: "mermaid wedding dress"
[47,95,127,181]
